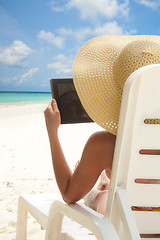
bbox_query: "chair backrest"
[106,64,160,237]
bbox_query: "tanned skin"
[44,99,116,207]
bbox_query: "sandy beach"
[0,103,102,240]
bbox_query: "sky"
[0,0,160,92]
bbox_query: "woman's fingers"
[44,99,61,136]
[51,99,59,112]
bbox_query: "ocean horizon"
[0,91,52,104]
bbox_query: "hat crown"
[113,40,160,91]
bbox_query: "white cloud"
[0,40,32,66]
[58,26,91,41]
[134,0,160,9]
[66,0,129,20]
[47,54,73,75]
[49,1,64,12]
[58,27,74,37]
[38,30,64,48]
[51,6,64,12]
[41,79,50,87]
[18,67,39,84]
[58,21,136,42]
[125,28,137,35]
[1,67,39,85]
[74,27,92,41]
[94,22,137,35]
[1,76,18,84]
[94,22,124,35]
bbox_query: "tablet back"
[50,78,93,124]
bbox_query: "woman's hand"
[44,99,61,138]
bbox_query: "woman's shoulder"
[89,131,116,144]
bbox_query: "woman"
[44,35,160,215]
[44,98,114,214]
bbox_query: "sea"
[0,91,52,104]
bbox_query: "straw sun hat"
[73,35,160,135]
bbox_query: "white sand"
[0,103,102,240]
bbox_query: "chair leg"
[16,201,28,240]
[45,212,64,240]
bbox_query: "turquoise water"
[0,92,52,104]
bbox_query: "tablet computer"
[50,78,93,124]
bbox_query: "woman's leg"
[84,170,110,215]
[95,190,109,215]
[97,170,110,191]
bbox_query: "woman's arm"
[44,99,116,204]
[44,99,72,200]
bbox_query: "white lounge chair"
[16,64,160,240]
[107,64,160,239]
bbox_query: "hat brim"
[73,35,160,135]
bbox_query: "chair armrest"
[116,186,141,240]
[47,200,120,240]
